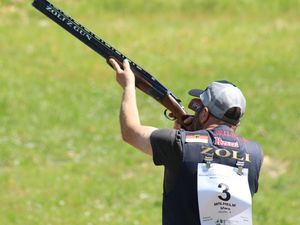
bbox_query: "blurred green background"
[1,0,299,224]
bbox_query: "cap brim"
[188,89,205,97]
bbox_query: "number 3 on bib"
[197,163,253,225]
[218,183,231,201]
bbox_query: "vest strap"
[236,160,245,175]
[204,153,214,168]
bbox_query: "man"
[109,58,263,225]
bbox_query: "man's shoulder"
[150,129,183,166]
[150,128,177,141]
[150,128,180,149]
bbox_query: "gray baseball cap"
[188,80,246,125]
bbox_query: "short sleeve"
[150,129,183,167]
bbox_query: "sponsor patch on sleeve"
[185,134,209,143]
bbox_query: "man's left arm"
[109,59,157,156]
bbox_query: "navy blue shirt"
[150,125,263,225]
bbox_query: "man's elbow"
[121,129,135,145]
[119,125,155,156]
[121,131,130,143]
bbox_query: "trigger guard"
[164,109,176,121]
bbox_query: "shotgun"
[32,0,187,125]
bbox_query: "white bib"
[197,163,252,225]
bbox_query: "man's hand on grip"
[168,112,194,130]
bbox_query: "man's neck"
[205,123,236,132]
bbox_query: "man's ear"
[199,107,210,124]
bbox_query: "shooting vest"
[162,125,262,225]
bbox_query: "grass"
[1,0,300,224]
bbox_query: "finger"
[123,59,131,71]
[109,58,121,72]
[109,58,123,73]
[184,116,194,125]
